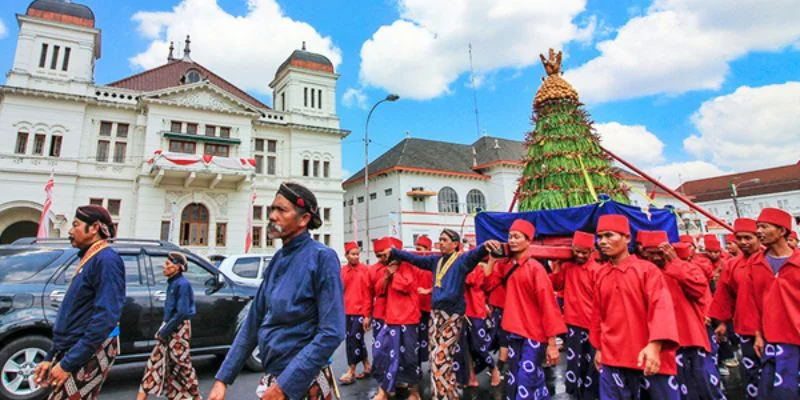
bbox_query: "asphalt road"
[94,336,747,399]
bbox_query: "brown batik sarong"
[139,321,201,399]
[429,309,465,400]
[255,369,334,400]
[48,337,118,400]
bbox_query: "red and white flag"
[37,172,54,238]
[244,186,257,253]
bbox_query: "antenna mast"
[468,43,481,138]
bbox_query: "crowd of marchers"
[31,182,799,400]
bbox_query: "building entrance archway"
[0,221,38,244]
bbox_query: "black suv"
[0,238,260,400]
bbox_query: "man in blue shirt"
[378,229,500,400]
[34,205,125,400]
[210,182,345,400]
[138,251,200,400]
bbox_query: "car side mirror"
[204,275,225,293]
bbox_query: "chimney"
[472,146,477,167]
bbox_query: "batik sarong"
[48,337,118,400]
[489,307,508,351]
[736,334,761,399]
[372,324,421,392]
[370,319,386,378]
[675,347,725,400]
[256,369,333,400]
[505,334,549,400]
[759,342,800,400]
[345,315,368,366]
[429,309,464,400]
[564,325,598,400]
[454,317,494,385]
[599,366,679,400]
[139,321,200,400]
[419,311,431,363]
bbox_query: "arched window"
[466,189,486,214]
[438,187,459,213]
[180,203,209,246]
[184,69,202,84]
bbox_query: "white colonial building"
[342,135,670,260]
[676,162,800,237]
[0,0,349,257]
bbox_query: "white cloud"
[342,88,368,110]
[358,0,589,100]
[566,0,800,103]
[0,19,7,39]
[645,161,726,188]
[683,81,800,170]
[595,122,665,166]
[130,0,341,96]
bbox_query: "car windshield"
[0,248,63,282]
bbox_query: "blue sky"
[1,0,798,187]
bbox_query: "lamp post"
[364,94,399,258]
[730,178,760,218]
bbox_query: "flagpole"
[245,179,256,253]
[37,170,55,238]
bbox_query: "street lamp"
[364,94,399,258]
[730,178,760,218]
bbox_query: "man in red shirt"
[590,214,680,399]
[750,208,800,399]
[499,219,566,399]
[454,261,493,396]
[709,218,761,398]
[549,231,600,399]
[365,239,390,377]
[789,231,798,249]
[371,237,422,400]
[414,236,434,365]
[641,231,725,399]
[725,234,741,257]
[339,242,372,384]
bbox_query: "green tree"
[518,49,629,211]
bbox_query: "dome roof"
[275,49,334,78]
[27,0,95,28]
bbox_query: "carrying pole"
[598,144,734,232]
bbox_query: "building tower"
[269,42,339,129]
[7,0,101,96]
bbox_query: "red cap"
[790,231,798,240]
[724,234,736,243]
[734,218,757,234]
[344,241,358,253]
[415,235,432,250]
[704,239,722,251]
[757,208,792,231]
[510,219,535,240]
[673,243,692,260]
[703,234,717,243]
[373,237,392,252]
[596,214,630,235]
[390,237,403,250]
[636,230,649,243]
[679,235,695,244]
[641,230,669,249]
[572,231,595,249]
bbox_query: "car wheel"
[0,335,51,400]
[245,346,263,372]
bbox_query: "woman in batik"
[138,252,200,400]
